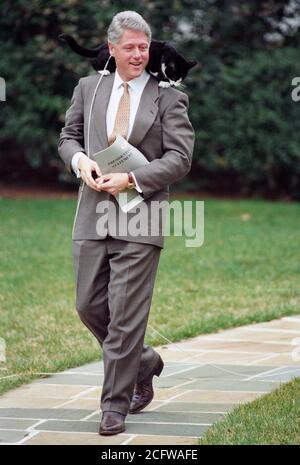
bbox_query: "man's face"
[108,29,150,82]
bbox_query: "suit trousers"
[72,236,162,415]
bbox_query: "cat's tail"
[58,33,101,57]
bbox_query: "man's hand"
[95,173,129,196]
[78,155,102,191]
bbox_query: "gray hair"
[107,11,152,44]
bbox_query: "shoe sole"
[99,425,125,436]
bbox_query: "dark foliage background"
[1,0,300,198]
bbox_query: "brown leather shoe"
[129,356,164,414]
[99,411,126,436]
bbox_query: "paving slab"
[0,418,38,430]
[0,314,299,445]
[155,402,235,413]
[36,419,210,438]
[86,410,225,424]
[0,408,96,420]
[35,374,104,386]
[23,431,129,445]
[127,435,198,445]
[0,429,31,444]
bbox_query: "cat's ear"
[188,60,198,70]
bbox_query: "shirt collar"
[114,68,150,92]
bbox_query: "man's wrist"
[78,154,88,169]
[72,152,86,178]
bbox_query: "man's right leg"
[72,239,110,345]
[72,239,159,368]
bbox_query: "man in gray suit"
[58,10,195,436]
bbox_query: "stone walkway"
[1,315,300,445]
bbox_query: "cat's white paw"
[98,69,110,75]
[159,81,171,88]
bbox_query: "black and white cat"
[59,34,197,88]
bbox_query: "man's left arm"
[131,92,195,200]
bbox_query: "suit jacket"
[58,72,195,248]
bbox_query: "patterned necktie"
[108,82,130,145]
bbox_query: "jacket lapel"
[128,76,159,147]
[92,73,114,149]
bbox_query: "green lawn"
[0,196,299,397]
[199,377,300,445]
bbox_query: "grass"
[0,196,299,397]
[199,377,300,445]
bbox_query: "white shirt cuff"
[72,152,86,178]
[130,172,142,193]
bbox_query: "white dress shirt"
[71,69,151,192]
